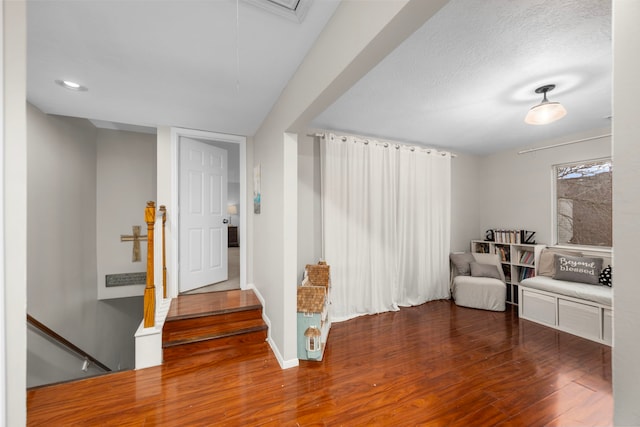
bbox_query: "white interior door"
[179,137,228,292]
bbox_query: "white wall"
[3,1,27,424]
[612,1,640,424]
[27,104,143,378]
[297,134,322,278]
[245,137,254,286]
[27,326,105,388]
[96,128,157,299]
[450,152,482,252]
[156,127,175,295]
[0,3,5,422]
[478,129,611,246]
[252,128,291,365]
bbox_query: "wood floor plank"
[27,300,612,426]
[166,289,261,320]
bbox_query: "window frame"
[551,157,613,250]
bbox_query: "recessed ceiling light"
[55,79,88,92]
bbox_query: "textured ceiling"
[312,0,612,155]
[27,0,611,156]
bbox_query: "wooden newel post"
[159,205,167,299]
[143,201,156,328]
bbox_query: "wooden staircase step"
[162,289,268,363]
[163,329,268,362]
[166,289,261,321]
[163,318,267,347]
[163,307,263,336]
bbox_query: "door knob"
[223,218,229,224]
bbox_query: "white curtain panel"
[321,134,451,322]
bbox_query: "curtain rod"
[305,133,457,157]
[517,134,611,155]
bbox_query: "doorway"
[169,128,247,298]
[178,137,229,293]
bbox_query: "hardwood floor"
[27,300,612,426]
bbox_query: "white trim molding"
[248,283,299,369]
[168,127,247,298]
[0,2,7,421]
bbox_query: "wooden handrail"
[27,314,111,372]
[159,205,167,299]
[143,201,156,328]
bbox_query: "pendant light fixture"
[524,84,567,125]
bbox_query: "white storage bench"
[519,276,612,346]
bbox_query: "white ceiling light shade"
[524,84,567,125]
[55,79,88,92]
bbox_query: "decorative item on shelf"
[522,231,536,244]
[524,84,567,125]
[488,229,536,244]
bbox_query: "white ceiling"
[27,0,341,135]
[27,0,611,156]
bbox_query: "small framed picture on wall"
[253,163,261,214]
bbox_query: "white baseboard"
[268,338,299,369]
[247,283,299,370]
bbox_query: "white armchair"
[450,252,506,311]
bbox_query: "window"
[554,159,612,247]
[306,335,319,352]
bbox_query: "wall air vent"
[243,0,312,23]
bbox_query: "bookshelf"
[471,240,545,305]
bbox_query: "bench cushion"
[520,275,612,306]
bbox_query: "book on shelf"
[493,229,520,244]
[497,246,510,262]
[501,265,511,282]
[519,251,534,265]
[488,229,536,245]
[519,267,535,282]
